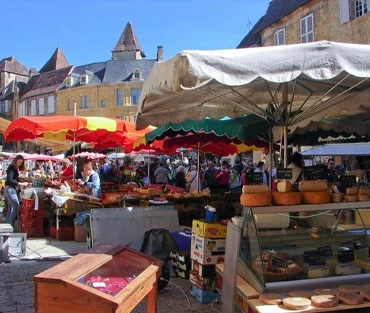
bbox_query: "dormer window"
[132,69,142,81]
[80,75,88,85]
[66,76,74,87]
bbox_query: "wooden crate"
[34,246,163,313]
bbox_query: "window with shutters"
[67,98,71,111]
[5,100,9,113]
[340,0,368,23]
[131,89,141,105]
[39,98,45,115]
[355,0,368,17]
[274,28,286,45]
[80,96,89,109]
[116,89,124,106]
[19,102,26,117]
[48,95,55,113]
[300,13,314,43]
[30,100,37,116]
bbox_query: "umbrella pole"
[283,126,288,168]
[148,149,151,184]
[269,130,273,192]
[197,142,200,193]
[72,134,76,182]
[72,101,77,183]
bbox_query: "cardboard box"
[355,209,370,225]
[190,270,216,291]
[192,220,227,238]
[191,234,226,254]
[191,247,225,265]
[191,261,216,277]
[74,224,87,242]
[190,285,219,304]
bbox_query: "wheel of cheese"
[359,187,370,195]
[259,293,284,305]
[330,193,344,203]
[240,192,271,207]
[283,297,311,310]
[242,185,269,194]
[272,192,302,205]
[358,194,369,202]
[311,295,339,308]
[338,292,364,305]
[364,284,370,291]
[301,190,330,204]
[299,180,328,192]
[339,285,363,293]
[346,187,359,195]
[288,290,314,299]
[344,195,358,202]
[307,266,330,279]
[335,264,362,276]
[314,288,340,296]
[277,181,292,192]
[360,289,370,301]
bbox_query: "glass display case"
[34,246,163,313]
[237,202,370,294]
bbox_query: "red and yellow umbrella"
[4,116,131,142]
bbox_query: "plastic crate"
[20,199,44,217]
[190,285,219,304]
[57,224,75,241]
[21,223,43,237]
[20,215,43,227]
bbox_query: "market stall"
[217,179,370,313]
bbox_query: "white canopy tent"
[136,41,370,166]
[302,143,370,156]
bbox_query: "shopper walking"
[5,155,28,228]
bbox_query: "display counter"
[219,203,370,313]
[34,246,163,313]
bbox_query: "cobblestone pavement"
[0,238,221,313]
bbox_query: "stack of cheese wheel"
[299,180,330,204]
[358,186,370,202]
[272,180,302,205]
[344,186,359,202]
[240,185,271,207]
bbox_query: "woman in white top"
[186,165,198,192]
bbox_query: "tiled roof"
[39,48,70,73]
[0,81,26,100]
[254,0,312,33]
[112,22,143,54]
[0,57,29,76]
[237,16,264,48]
[73,61,107,81]
[20,66,73,99]
[102,59,156,83]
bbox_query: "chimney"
[156,46,163,62]
[29,68,38,78]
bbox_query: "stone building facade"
[56,22,162,122]
[238,0,370,48]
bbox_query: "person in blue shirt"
[77,162,102,199]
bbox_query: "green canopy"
[144,115,271,144]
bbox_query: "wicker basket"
[32,178,46,187]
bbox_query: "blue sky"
[2,0,270,70]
